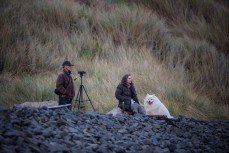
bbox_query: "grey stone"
[118,128,128,134]
[174,148,188,153]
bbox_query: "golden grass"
[1,49,228,119]
[0,0,228,119]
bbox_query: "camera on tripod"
[78,70,86,77]
[73,70,95,111]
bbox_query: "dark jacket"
[56,70,75,99]
[115,83,139,111]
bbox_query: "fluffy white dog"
[144,94,173,118]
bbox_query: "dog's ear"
[146,93,149,96]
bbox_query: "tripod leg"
[73,85,82,110]
[78,85,84,110]
[82,85,95,111]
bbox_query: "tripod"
[73,71,95,111]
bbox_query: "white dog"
[144,94,173,118]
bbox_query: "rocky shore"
[0,107,228,153]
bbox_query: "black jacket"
[115,83,139,111]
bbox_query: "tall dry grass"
[0,0,228,119]
[117,0,229,104]
[1,49,228,119]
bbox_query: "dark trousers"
[59,97,72,110]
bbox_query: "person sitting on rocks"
[115,74,144,115]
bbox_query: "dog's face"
[145,95,154,105]
[144,94,160,106]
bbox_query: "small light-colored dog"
[144,94,173,118]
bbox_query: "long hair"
[121,74,134,87]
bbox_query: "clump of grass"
[0,73,57,107]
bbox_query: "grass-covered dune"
[0,0,228,119]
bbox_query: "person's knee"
[132,103,144,114]
[138,107,145,114]
[131,103,138,113]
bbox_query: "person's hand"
[131,99,135,104]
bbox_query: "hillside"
[0,0,228,119]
